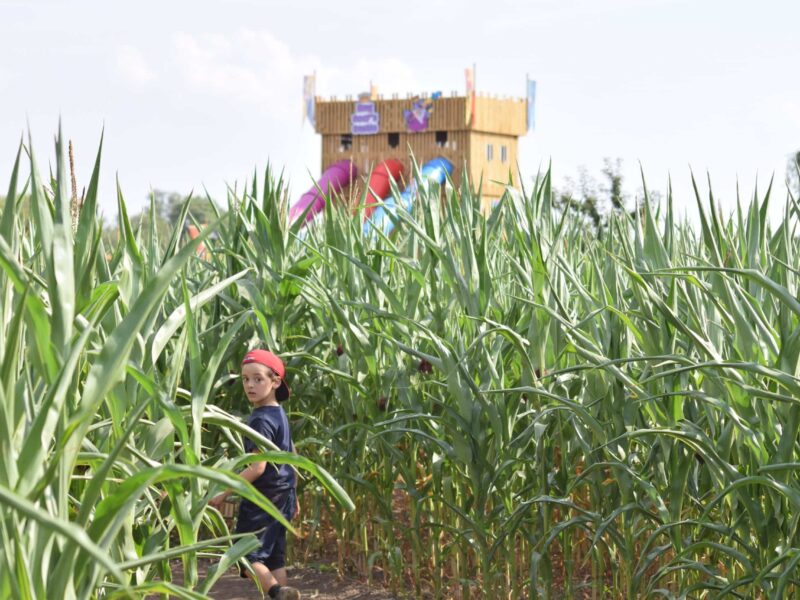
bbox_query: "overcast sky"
[1,0,799,222]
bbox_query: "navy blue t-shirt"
[243,405,296,501]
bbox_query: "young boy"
[210,349,300,600]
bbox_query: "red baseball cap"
[242,349,291,401]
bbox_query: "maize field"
[2,131,800,599]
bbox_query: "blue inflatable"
[364,157,454,237]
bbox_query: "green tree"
[101,190,221,249]
[555,157,628,236]
[602,157,625,211]
[151,189,219,226]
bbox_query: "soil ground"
[175,561,400,600]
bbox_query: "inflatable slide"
[363,159,404,218]
[363,157,453,237]
[289,159,356,226]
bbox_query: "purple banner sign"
[351,92,380,135]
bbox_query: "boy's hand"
[209,492,229,509]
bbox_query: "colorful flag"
[526,77,537,131]
[369,81,378,100]
[303,74,316,127]
[465,67,475,126]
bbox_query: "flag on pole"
[526,76,537,131]
[465,66,475,126]
[303,73,316,127]
[370,80,378,100]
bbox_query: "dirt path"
[197,563,400,600]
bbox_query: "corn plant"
[0,132,353,600]
[5,127,800,599]
[215,163,800,599]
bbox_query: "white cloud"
[113,45,157,86]
[169,29,418,114]
[171,29,317,115]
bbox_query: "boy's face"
[241,363,281,405]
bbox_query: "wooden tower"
[313,91,528,211]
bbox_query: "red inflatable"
[363,159,404,218]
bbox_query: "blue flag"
[527,78,536,131]
[303,74,316,127]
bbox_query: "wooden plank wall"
[321,133,518,208]
[471,95,528,136]
[316,94,470,135]
[322,130,470,201]
[468,132,519,209]
[315,93,526,135]
[314,92,527,212]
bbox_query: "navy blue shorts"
[235,488,296,571]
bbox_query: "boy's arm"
[210,416,275,508]
[237,458,268,483]
[209,455,266,507]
